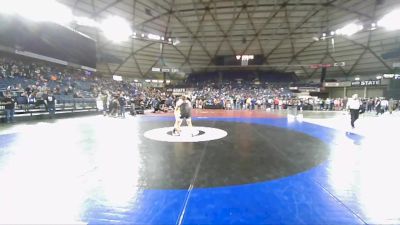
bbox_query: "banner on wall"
[351,80,381,86]
[324,82,340,87]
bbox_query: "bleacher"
[0,90,98,122]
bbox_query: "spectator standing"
[110,95,120,117]
[119,93,126,118]
[274,97,279,110]
[45,90,56,118]
[367,98,374,112]
[101,92,109,116]
[388,98,395,114]
[375,98,382,115]
[381,98,389,114]
[2,92,16,123]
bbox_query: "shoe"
[172,129,180,136]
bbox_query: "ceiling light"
[383,74,394,78]
[369,22,377,30]
[172,39,180,45]
[161,37,165,40]
[336,23,363,36]
[0,0,18,14]
[100,16,132,42]
[322,33,326,37]
[376,75,382,80]
[330,31,335,35]
[148,34,161,40]
[354,77,360,81]
[1,0,73,25]
[378,9,400,30]
[75,17,99,27]
[141,33,145,37]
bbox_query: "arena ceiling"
[58,0,400,80]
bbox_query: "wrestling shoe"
[172,128,180,136]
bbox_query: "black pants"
[350,109,359,128]
[376,106,382,115]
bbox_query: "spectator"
[119,92,126,118]
[2,92,16,123]
[45,90,56,118]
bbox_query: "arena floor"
[0,109,399,225]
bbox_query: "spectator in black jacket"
[119,92,126,118]
[45,90,56,118]
[2,92,16,123]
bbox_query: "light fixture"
[100,16,132,42]
[172,39,180,45]
[376,75,383,80]
[133,79,138,82]
[0,1,180,46]
[45,2,73,25]
[0,0,18,14]
[1,0,73,25]
[369,22,377,31]
[321,33,326,40]
[383,74,394,78]
[330,31,335,36]
[75,17,99,27]
[336,23,363,36]
[148,34,161,40]
[378,9,400,30]
[145,79,151,82]
[354,77,360,81]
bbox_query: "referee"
[347,94,361,129]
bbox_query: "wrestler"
[173,95,193,136]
